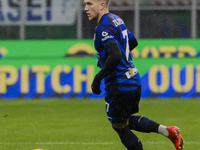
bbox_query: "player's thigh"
[105,87,141,124]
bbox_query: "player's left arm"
[98,41,122,78]
[91,41,122,94]
[91,28,122,94]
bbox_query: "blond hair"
[97,0,110,6]
[105,0,110,5]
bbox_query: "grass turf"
[0,99,199,150]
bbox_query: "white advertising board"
[0,0,79,25]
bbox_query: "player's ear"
[100,1,106,11]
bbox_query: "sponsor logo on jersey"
[101,31,114,42]
[102,31,108,36]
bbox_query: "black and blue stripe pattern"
[94,13,141,93]
[129,115,160,133]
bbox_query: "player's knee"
[112,122,129,140]
[112,119,129,129]
[112,125,143,150]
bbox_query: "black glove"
[91,74,102,95]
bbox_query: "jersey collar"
[98,12,110,24]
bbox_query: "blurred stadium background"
[1,0,200,39]
[0,0,200,150]
[0,0,200,99]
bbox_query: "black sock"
[129,115,160,133]
[113,125,143,150]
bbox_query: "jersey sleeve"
[95,25,122,79]
[97,25,118,49]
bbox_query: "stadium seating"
[109,0,193,6]
[81,0,196,6]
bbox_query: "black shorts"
[105,87,141,124]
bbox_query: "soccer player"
[84,0,184,149]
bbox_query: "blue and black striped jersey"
[94,13,141,93]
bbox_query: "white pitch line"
[36,142,114,145]
[0,142,114,145]
[0,141,199,145]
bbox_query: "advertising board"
[0,39,199,99]
[0,0,78,25]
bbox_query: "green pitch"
[0,99,199,150]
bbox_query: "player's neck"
[97,9,109,23]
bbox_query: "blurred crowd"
[82,0,195,6]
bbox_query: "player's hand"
[91,74,102,95]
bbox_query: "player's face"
[84,0,101,21]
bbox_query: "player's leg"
[129,116,184,150]
[123,87,160,133]
[129,115,160,133]
[105,94,143,150]
[127,87,184,149]
[128,86,169,135]
[128,116,170,140]
[112,122,143,150]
